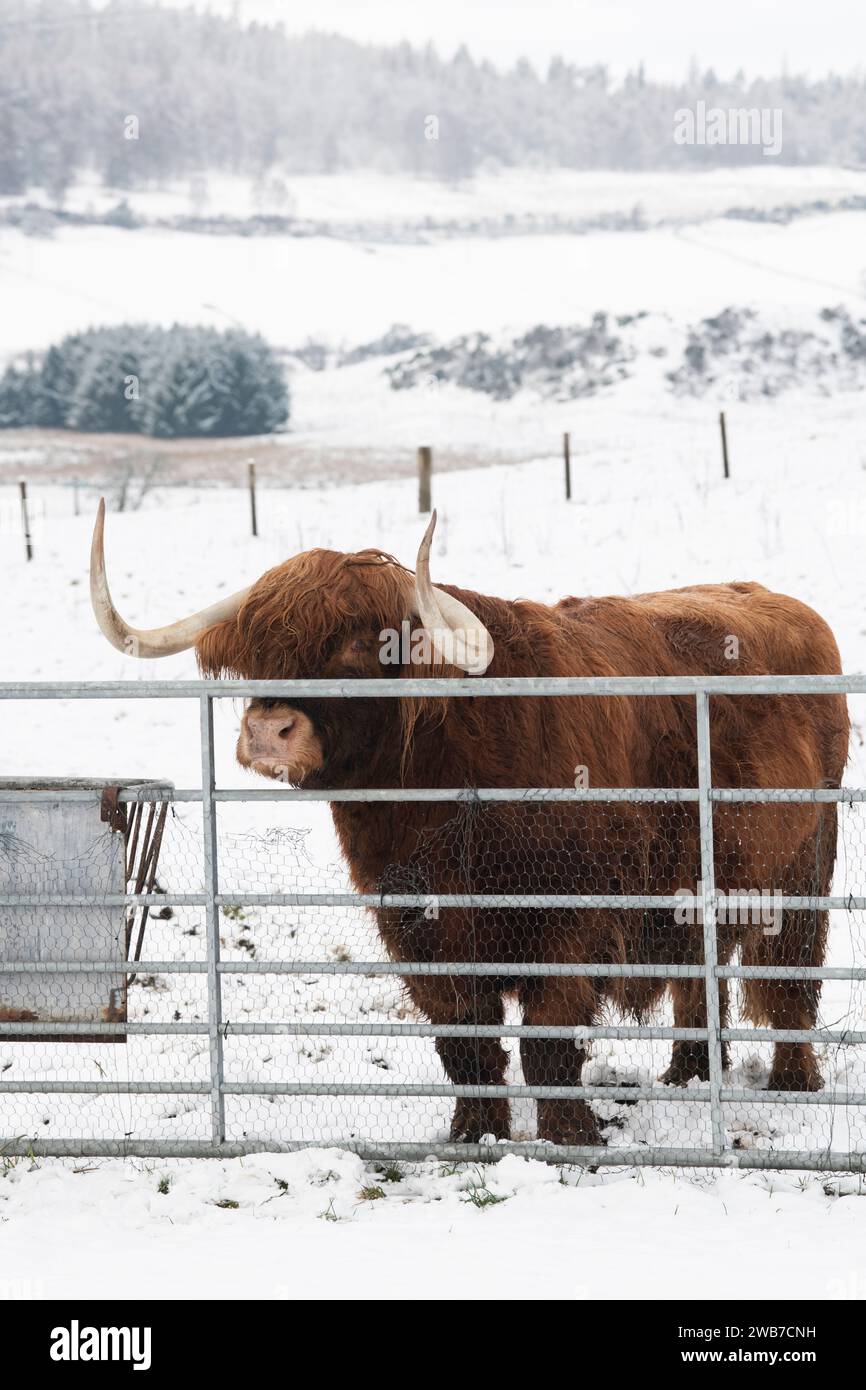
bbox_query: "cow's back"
[555,581,839,680]
[554,580,847,790]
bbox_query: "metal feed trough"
[0,778,172,1040]
[0,675,865,1172]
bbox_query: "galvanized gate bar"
[4,891,864,910]
[0,1137,862,1172]
[7,785,866,805]
[199,693,226,1147]
[6,1137,866,1170]
[4,785,865,804]
[212,892,866,910]
[0,1081,210,1094]
[696,690,727,1158]
[3,1080,865,1105]
[3,1019,863,1044]
[2,674,866,697]
[3,959,863,979]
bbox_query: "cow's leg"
[740,909,826,1093]
[632,905,731,1086]
[659,976,731,1085]
[403,977,510,1142]
[738,802,836,1091]
[437,990,511,1142]
[518,975,602,1146]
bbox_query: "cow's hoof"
[767,1043,823,1093]
[659,1042,730,1087]
[449,1098,511,1144]
[766,1066,823,1093]
[537,1100,604,1149]
[659,1056,709,1086]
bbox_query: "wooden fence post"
[19,477,33,561]
[418,446,432,513]
[719,411,730,480]
[563,432,572,500]
[248,461,258,537]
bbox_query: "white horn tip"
[93,498,107,542]
[418,509,437,560]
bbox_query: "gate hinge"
[100,786,127,834]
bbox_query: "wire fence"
[1,675,865,1171]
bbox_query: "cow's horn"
[90,499,251,658]
[413,511,494,674]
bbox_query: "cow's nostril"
[277,723,294,740]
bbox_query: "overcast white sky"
[172,0,866,80]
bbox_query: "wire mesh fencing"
[1,676,865,1171]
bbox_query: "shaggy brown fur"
[197,549,849,1146]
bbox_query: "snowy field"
[4,423,866,1297]
[2,210,865,361]
[7,164,866,229]
[3,167,866,1298]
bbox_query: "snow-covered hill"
[1,175,865,363]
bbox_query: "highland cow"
[90,501,848,1146]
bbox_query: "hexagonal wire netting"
[1,677,865,1172]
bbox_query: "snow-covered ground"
[3,168,866,1298]
[3,1150,865,1301]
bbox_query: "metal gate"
[1,675,865,1171]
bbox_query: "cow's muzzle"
[237,703,324,782]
